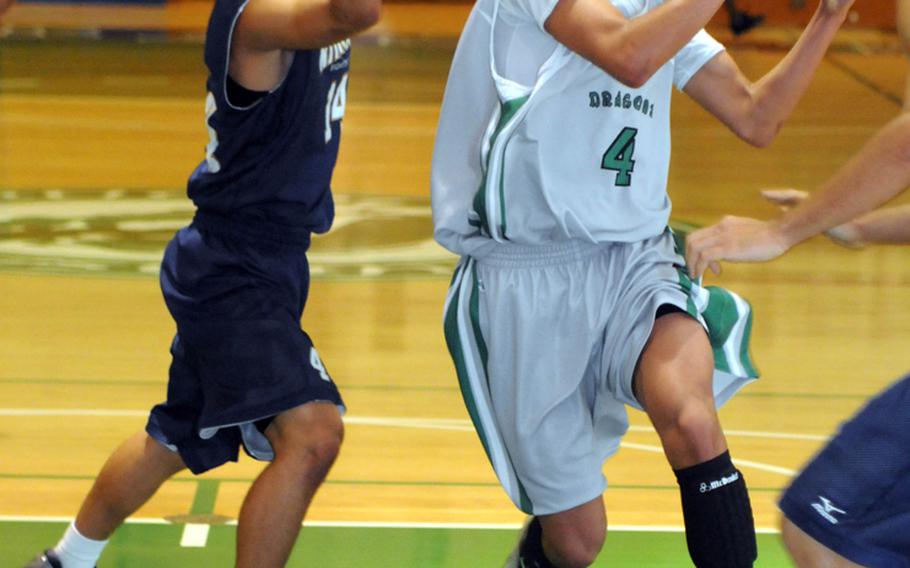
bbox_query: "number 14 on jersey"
[324,73,348,143]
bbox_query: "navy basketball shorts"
[779,373,910,567]
[146,221,344,474]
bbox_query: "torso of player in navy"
[187,0,352,234]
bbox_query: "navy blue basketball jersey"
[187,0,351,233]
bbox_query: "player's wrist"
[824,221,864,248]
[769,216,802,251]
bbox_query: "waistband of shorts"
[192,209,311,249]
[474,240,606,268]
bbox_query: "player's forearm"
[615,0,726,86]
[741,6,848,145]
[847,204,910,244]
[325,0,381,36]
[240,0,380,53]
[777,114,910,246]
[547,0,723,88]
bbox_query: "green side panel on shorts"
[467,268,533,514]
[0,520,794,567]
[443,265,494,465]
[471,95,530,237]
[701,286,739,373]
[468,269,489,379]
[739,304,760,378]
[674,267,699,318]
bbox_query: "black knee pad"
[674,451,757,568]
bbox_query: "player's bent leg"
[538,498,607,568]
[635,313,726,468]
[635,312,757,568]
[781,517,866,568]
[75,431,187,539]
[25,432,187,568]
[235,401,343,568]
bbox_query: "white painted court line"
[0,409,832,442]
[619,441,797,477]
[0,408,830,442]
[0,516,781,534]
[0,409,809,477]
[0,515,170,524]
[179,523,210,548]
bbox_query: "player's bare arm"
[544,0,724,87]
[765,189,910,246]
[682,0,853,147]
[0,0,15,18]
[686,112,910,278]
[230,0,381,90]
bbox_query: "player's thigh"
[633,312,716,422]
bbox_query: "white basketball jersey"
[431,0,724,257]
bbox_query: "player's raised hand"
[820,0,855,16]
[685,216,792,279]
[761,188,809,211]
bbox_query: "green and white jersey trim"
[468,0,569,242]
[443,258,534,512]
[470,95,529,240]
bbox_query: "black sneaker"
[22,550,62,568]
[503,517,540,568]
[22,550,96,568]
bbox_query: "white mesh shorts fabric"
[443,230,756,515]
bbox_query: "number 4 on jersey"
[601,127,638,187]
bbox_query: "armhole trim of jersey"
[673,38,725,92]
[222,0,296,112]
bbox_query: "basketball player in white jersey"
[431,0,855,566]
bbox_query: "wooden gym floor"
[0,3,907,566]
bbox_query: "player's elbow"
[606,51,654,89]
[330,0,381,35]
[735,118,780,148]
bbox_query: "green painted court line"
[190,480,220,515]
[1,521,796,567]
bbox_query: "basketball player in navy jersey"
[23,0,380,566]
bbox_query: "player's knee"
[273,414,344,479]
[300,421,344,475]
[544,525,605,568]
[659,398,722,460]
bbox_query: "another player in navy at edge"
[24,0,381,567]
